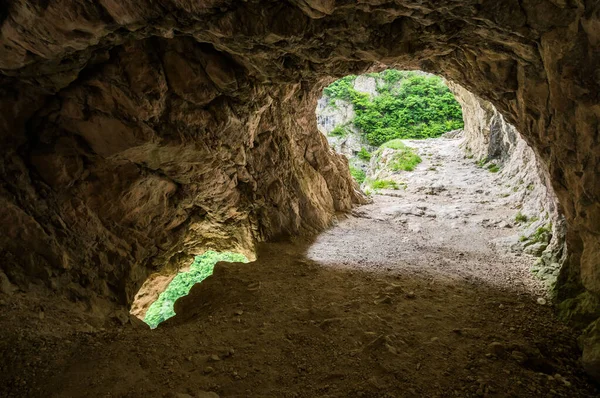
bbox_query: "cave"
[1,0,600,396]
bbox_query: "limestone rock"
[0,0,600,382]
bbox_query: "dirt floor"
[1,137,599,397]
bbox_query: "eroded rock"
[0,0,600,381]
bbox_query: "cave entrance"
[130,251,249,329]
[313,70,563,293]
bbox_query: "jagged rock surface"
[1,0,600,379]
[450,83,567,290]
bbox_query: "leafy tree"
[144,251,248,328]
[323,70,464,146]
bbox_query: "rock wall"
[0,37,365,312]
[450,82,566,289]
[1,0,600,379]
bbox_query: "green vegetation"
[349,165,366,184]
[487,163,500,173]
[476,157,488,168]
[323,71,464,146]
[357,147,372,161]
[329,125,348,137]
[531,223,552,244]
[372,139,422,172]
[389,149,422,172]
[515,212,528,223]
[379,138,408,150]
[370,179,399,190]
[144,251,248,329]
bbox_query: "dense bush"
[323,71,464,146]
[357,148,371,161]
[144,251,248,328]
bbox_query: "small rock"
[375,296,392,305]
[511,350,528,364]
[405,292,416,299]
[537,297,547,305]
[204,366,215,374]
[197,392,220,398]
[209,354,221,362]
[234,309,244,316]
[487,342,505,357]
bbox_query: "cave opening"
[312,70,564,296]
[2,0,600,394]
[130,251,250,329]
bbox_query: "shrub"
[322,70,464,146]
[357,147,371,161]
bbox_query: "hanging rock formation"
[1,0,600,379]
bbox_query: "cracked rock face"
[1,0,600,372]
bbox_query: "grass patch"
[377,140,422,172]
[329,125,348,137]
[476,157,488,168]
[531,223,552,244]
[349,165,366,184]
[357,147,371,161]
[370,179,399,190]
[380,139,407,150]
[487,163,500,173]
[515,211,528,223]
[144,251,248,329]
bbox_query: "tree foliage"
[144,251,248,329]
[323,71,464,146]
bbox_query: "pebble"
[511,350,527,364]
[197,392,220,398]
[487,342,505,356]
[537,297,547,305]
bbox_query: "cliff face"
[450,83,567,289]
[1,0,600,372]
[0,37,365,310]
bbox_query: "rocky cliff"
[450,83,566,289]
[1,0,600,380]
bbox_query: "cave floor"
[1,137,598,397]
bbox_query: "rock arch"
[1,0,599,373]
